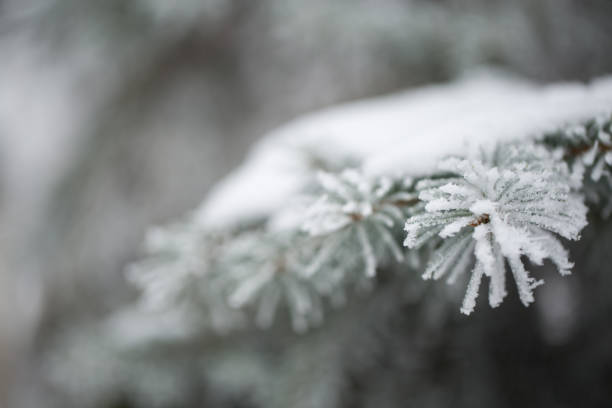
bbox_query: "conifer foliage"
[542,115,612,216]
[404,144,587,314]
[127,115,611,332]
[303,170,416,277]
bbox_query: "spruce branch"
[212,168,420,332]
[127,223,245,334]
[127,169,420,334]
[128,122,611,331]
[404,143,588,314]
[542,114,612,215]
[302,169,418,277]
[215,229,333,333]
[128,224,325,333]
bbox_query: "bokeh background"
[1,0,612,406]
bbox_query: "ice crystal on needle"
[542,114,612,216]
[127,224,212,310]
[303,169,416,278]
[126,224,246,334]
[404,143,588,314]
[217,230,325,333]
[545,115,612,183]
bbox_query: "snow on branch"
[404,143,588,314]
[125,75,612,334]
[126,169,421,335]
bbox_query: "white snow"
[196,70,612,229]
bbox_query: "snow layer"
[196,71,612,229]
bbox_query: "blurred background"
[1,0,612,407]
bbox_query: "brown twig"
[469,214,490,227]
[566,142,612,159]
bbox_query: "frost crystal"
[542,114,612,216]
[127,224,211,310]
[303,169,416,277]
[126,224,245,334]
[217,231,324,333]
[404,143,588,314]
[554,115,612,182]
